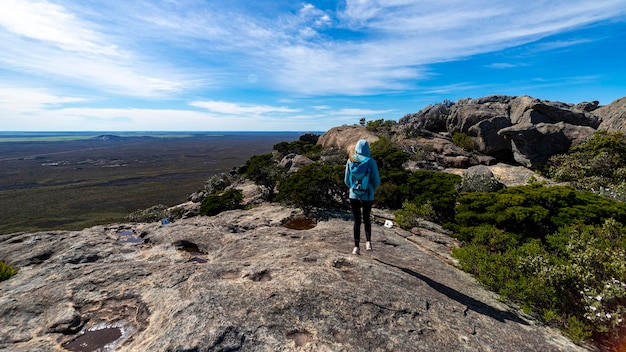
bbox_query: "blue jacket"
[344,139,381,201]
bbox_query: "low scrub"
[0,260,17,281]
[276,162,346,212]
[199,189,243,216]
[548,130,626,202]
[127,204,184,223]
[450,184,626,341]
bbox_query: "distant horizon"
[2,1,625,131]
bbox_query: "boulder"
[596,96,626,133]
[468,116,512,155]
[498,122,596,168]
[458,165,506,193]
[0,205,586,351]
[317,125,379,155]
[279,154,314,173]
[446,97,510,133]
[509,96,600,127]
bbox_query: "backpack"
[349,158,370,195]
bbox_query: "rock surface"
[0,205,588,351]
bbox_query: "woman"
[344,139,381,255]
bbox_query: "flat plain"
[0,132,302,234]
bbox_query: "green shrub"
[0,260,18,281]
[199,189,243,216]
[548,130,626,201]
[370,137,409,172]
[394,200,436,229]
[401,170,461,223]
[366,119,396,135]
[127,204,169,223]
[451,184,626,242]
[451,183,626,341]
[452,132,478,152]
[273,140,322,159]
[239,153,285,201]
[200,172,239,197]
[276,162,345,212]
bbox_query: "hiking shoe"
[366,241,373,251]
[352,247,360,255]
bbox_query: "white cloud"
[0,86,85,111]
[0,0,198,98]
[190,101,300,115]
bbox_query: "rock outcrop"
[596,97,626,132]
[398,95,625,169]
[0,205,586,351]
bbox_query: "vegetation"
[366,119,397,135]
[199,189,244,216]
[7,128,626,345]
[276,163,346,212]
[239,153,285,201]
[273,139,322,159]
[449,184,626,340]
[0,260,18,281]
[452,132,478,152]
[126,204,185,223]
[547,130,626,202]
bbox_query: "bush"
[127,204,168,223]
[401,170,461,224]
[199,189,243,216]
[273,140,322,159]
[451,184,626,242]
[239,153,285,201]
[548,130,626,201]
[370,137,409,172]
[394,200,436,229]
[276,162,346,212]
[452,132,478,152]
[0,260,18,281]
[451,184,626,342]
[200,172,239,196]
[366,119,396,135]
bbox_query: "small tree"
[199,189,243,216]
[239,153,285,201]
[276,163,345,212]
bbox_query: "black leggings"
[350,199,372,247]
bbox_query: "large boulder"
[446,96,511,134]
[509,96,600,127]
[596,96,626,133]
[498,122,596,168]
[468,116,512,155]
[317,125,379,155]
[279,153,314,173]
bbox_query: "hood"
[355,139,371,157]
[351,139,371,162]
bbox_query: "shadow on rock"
[376,259,529,325]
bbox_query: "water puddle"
[283,217,316,230]
[63,326,124,352]
[116,230,143,244]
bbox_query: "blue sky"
[1,0,625,132]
